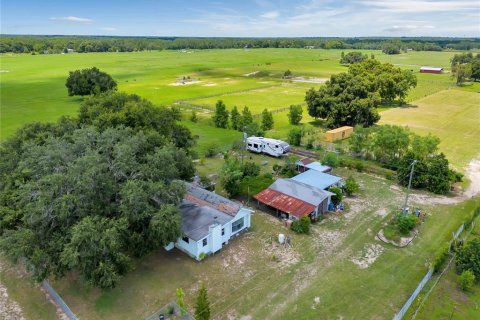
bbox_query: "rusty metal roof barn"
[254,188,315,218]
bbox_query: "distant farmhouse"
[165,183,252,260]
[420,66,444,74]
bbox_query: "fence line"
[42,280,79,320]
[393,223,466,320]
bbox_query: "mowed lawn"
[380,89,480,170]
[38,167,479,319]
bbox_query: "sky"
[1,0,479,37]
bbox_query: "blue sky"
[1,0,479,37]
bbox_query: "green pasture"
[0,48,466,139]
[380,89,480,170]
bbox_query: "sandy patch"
[0,261,26,320]
[291,77,328,84]
[0,70,10,73]
[376,229,418,247]
[390,185,402,192]
[169,80,202,86]
[351,244,384,269]
[243,71,259,77]
[202,83,217,87]
[376,208,389,218]
[262,239,300,268]
[464,159,480,198]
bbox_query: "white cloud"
[260,10,279,19]
[359,0,479,13]
[50,16,93,23]
[384,24,435,32]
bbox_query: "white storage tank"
[278,233,285,244]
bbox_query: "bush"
[385,172,395,180]
[204,143,219,158]
[329,186,343,205]
[263,172,273,179]
[288,127,303,146]
[291,217,311,234]
[397,214,418,235]
[456,238,480,278]
[242,162,260,177]
[433,245,450,273]
[344,176,360,196]
[323,152,339,168]
[190,111,198,122]
[459,269,475,291]
[355,161,364,172]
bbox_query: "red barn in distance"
[420,66,444,74]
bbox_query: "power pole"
[403,160,417,211]
[242,126,247,165]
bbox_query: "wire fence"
[42,280,79,320]
[393,222,466,320]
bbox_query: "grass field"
[0,49,466,139]
[36,166,478,319]
[412,220,480,320]
[380,89,480,170]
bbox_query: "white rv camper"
[246,136,290,157]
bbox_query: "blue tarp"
[291,170,342,190]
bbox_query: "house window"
[221,228,225,236]
[182,236,189,243]
[202,238,208,247]
[232,217,244,233]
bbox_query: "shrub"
[204,143,219,158]
[323,152,339,168]
[344,176,360,196]
[433,245,450,273]
[291,217,311,234]
[385,172,395,180]
[459,269,475,291]
[455,238,480,278]
[242,162,260,177]
[397,214,418,235]
[190,110,198,122]
[329,186,343,205]
[288,127,303,146]
[355,161,364,172]
[263,172,273,179]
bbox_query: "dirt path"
[0,260,26,320]
[410,158,480,205]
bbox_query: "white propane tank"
[278,233,285,244]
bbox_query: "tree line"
[450,52,480,84]
[0,91,195,288]
[1,35,479,54]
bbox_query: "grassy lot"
[0,256,58,319]
[380,89,480,171]
[0,49,466,139]
[37,165,477,319]
[412,220,480,320]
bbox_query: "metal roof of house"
[296,157,315,166]
[268,178,333,206]
[185,182,240,216]
[180,201,233,241]
[291,170,342,190]
[305,162,331,173]
[254,188,315,218]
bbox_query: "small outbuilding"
[296,157,332,173]
[324,126,354,142]
[291,170,342,190]
[254,178,334,220]
[420,66,443,74]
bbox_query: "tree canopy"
[0,92,195,288]
[340,51,368,64]
[65,67,117,96]
[212,100,229,128]
[306,59,416,128]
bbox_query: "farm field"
[380,89,480,171]
[20,166,477,319]
[0,49,464,140]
